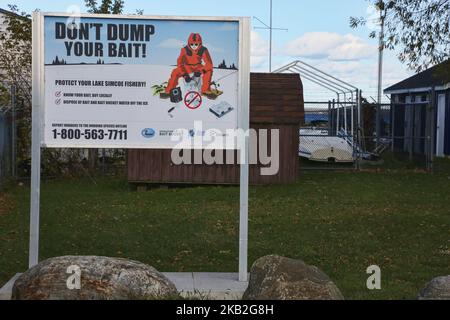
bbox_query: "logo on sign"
[188,129,207,138]
[142,128,156,138]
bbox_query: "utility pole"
[377,11,385,105]
[254,0,288,72]
[376,5,385,147]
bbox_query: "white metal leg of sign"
[239,146,249,283]
[238,17,251,283]
[29,11,43,268]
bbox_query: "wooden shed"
[127,73,304,185]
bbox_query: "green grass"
[1,166,449,300]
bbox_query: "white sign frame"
[30,12,250,282]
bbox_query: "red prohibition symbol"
[184,91,203,110]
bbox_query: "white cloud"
[251,56,268,69]
[251,31,269,57]
[284,32,376,61]
[251,31,269,68]
[381,57,415,88]
[157,38,185,49]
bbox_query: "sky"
[0,0,416,102]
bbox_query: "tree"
[0,2,139,176]
[0,5,32,108]
[350,0,449,73]
[0,5,33,173]
[85,0,125,14]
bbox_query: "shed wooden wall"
[250,73,304,124]
[127,73,304,185]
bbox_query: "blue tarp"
[305,114,329,123]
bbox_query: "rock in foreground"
[12,256,178,300]
[243,255,344,300]
[418,276,450,300]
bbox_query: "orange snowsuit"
[166,33,214,94]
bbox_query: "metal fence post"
[336,96,340,135]
[328,101,331,135]
[357,89,362,130]
[391,103,395,152]
[11,85,16,179]
[429,89,436,172]
[408,98,414,161]
[332,99,336,135]
[376,102,380,147]
[426,95,432,172]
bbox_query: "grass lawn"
[0,163,449,300]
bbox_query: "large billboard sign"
[30,13,250,280]
[37,14,249,149]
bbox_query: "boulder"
[243,255,344,300]
[12,256,178,300]
[418,276,450,300]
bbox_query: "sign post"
[29,11,43,268]
[238,17,250,282]
[29,12,251,281]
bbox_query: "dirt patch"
[0,193,13,216]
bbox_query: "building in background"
[384,60,450,157]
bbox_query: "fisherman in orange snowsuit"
[165,33,214,95]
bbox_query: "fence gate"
[358,99,435,172]
[299,97,437,172]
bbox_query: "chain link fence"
[300,99,438,172]
[300,102,359,170]
[0,84,126,190]
[358,101,434,172]
[0,110,12,189]
[0,85,14,190]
